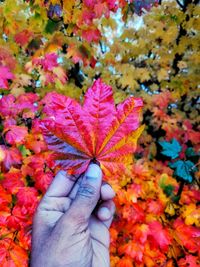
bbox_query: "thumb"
[66,163,102,223]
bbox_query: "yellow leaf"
[181,203,200,227]
[157,68,169,82]
[165,202,176,216]
[63,0,75,24]
[0,147,5,162]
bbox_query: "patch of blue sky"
[35,80,41,88]
[101,8,145,52]
[168,103,178,109]
[108,66,116,74]
[2,33,8,41]
[57,57,63,64]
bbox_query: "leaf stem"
[190,161,200,171]
[176,0,184,8]
[91,158,100,167]
[175,180,185,203]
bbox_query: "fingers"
[96,200,115,228]
[89,216,110,248]
[68,175,83,199]
[45,170,79,198]
[63,164,102,224]
[38,197,71,213]
[101,182,115,200]
[68,179,115,202]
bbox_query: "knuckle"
[77,184,97,199]
[36,196,49,211]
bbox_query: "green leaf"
[18,145,31,157]
[45,19,59,34]
[159,138,182,159]
[159,174,175,197]
[169,160,197,183]
[163,184,175,197]
[185,147,200,158]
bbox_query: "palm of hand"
[36,205,111,267]
[31,165,115,267]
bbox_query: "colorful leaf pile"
[0,0,200,266]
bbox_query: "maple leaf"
[0,185,12,211]
[17,228,32,250]
[33,53,58,71]
[131,0,159,15]
[181,203,200,227]
[0,66,14,89]
[81,28,101,43]
[0,146,22,171]
[148,221,172,251]
[0,95,17,117]
[16,187,38,209]
[0,239,28,266]
[63,0,75,24]
[159,138,182,159]
[169,160,197,183]
[40,79,144,175]
[24,119,47,154]
[116,256,133,267]
[67,43,96,67]
[15,93,39,118]
[173,218,200,253]
[0,46,16,71]
[14,29,33,47]
[34,170,54,193]
[1,168,25,194]
[5,125,28,145]
[178,255,200,267]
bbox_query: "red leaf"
[0,66,14,89]
[1,169,25,194]
[173,218,200,253]
[0,185,12,211]
[5,125,28,145]
[40,79,143,175]
[0,239,28,266]
[0,146,22,171]
[178,255,200,267]
[17,228,32,250]
[0,95,17,117]
[16,93,39,118]
[122,203,145,223]
[116,257,133,267]
[33,53,58,71]
[14,29,33,47]
[34,171,54,193]
[148,221,172,251]
[81,28,101,43]
[16,187,38,209]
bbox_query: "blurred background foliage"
[0,0,199,266]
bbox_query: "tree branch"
[176,0,184,8]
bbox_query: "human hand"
[30,164,115,267]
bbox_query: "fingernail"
[85,164,102,180]
[98,207,111,220]
[58,170,66,176]
[103,184,116,197]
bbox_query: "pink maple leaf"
[0,66,14,89]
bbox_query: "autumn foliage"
[0,0,200,266]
